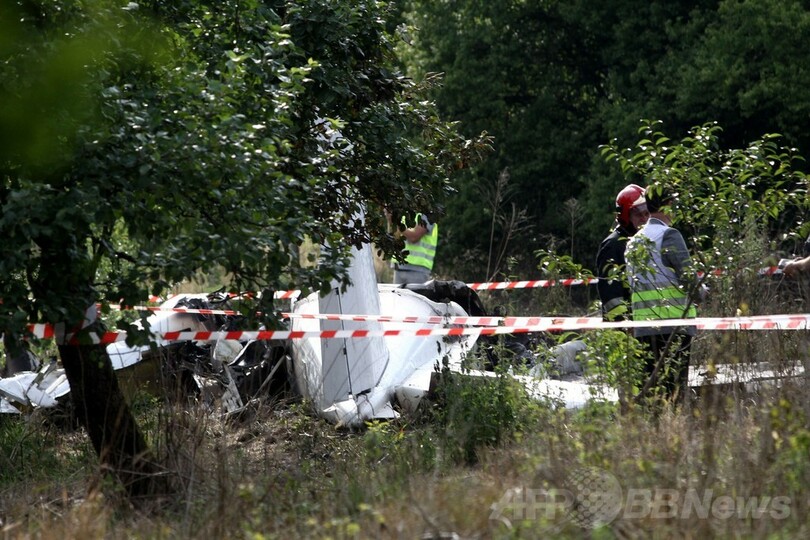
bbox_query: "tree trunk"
[58,341,168,499]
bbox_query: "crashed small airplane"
[1,242,616,425]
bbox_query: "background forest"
[400,0,810,281]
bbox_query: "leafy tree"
[585,0,810,247]
[0,0,486,498]
[601,120,809,303]
[403,0,810,274]
[667,0,810,151]
[404,0,716,277]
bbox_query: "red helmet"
[615,184,646,228]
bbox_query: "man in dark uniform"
[596,184,649,321]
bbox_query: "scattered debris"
[0,279,616,423]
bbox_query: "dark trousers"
[638,333,692,403]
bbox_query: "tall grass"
[2,376,808,538]
[1,272,809,538]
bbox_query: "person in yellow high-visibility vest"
[626,185,705,403]
[393,213,439,285]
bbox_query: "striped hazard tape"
[282,313,810,332]
[23,313,810,344]
[465,266,783,291]
[136,265,786,304]
[115,305,241,316]
[27,323,56,340]
[268,265,784,297]
[281,312,810,329]
[283,312,518,326]
[466,278,597,291]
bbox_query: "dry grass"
[2,275,810,539]
[2,377,809,539]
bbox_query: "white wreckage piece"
[287,240,617,427]
[0,292,248,414]
[0,360,71,414]
[291,284,619,427]
[105,292,248,413]
[106,293,222,371]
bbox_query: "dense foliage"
[602,120,808,270]
[404,0,810,279]
[0,0,487,338]
[0,0,487,494]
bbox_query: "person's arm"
[784,255,810,277]
[402,223,428,243]
[596,233,630,321]
[402,215,430,243]
[661,228,692,277]
[662,228,708,303]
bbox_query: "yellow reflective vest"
[626,218,696,337]
[403,214,438,271]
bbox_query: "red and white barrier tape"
[23,313,810,344]
[466,278,597,290]
[273,265,783,297]
[273,290,301,299]
[136,265,785,305]
[466,266,782,291]
[281,312,810,331]
[757,266,783,276]
[27,323,55,340]
[283,312,514,326]
[70,307,810,330]
[114,305,241,316]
